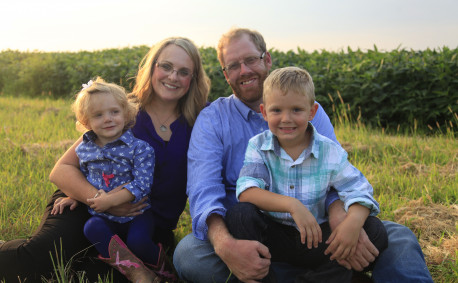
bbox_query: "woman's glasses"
[155,61,193,79]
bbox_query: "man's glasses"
[155,61,193,79]
[222,52,266,74]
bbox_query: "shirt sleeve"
[123,142,155,203]
[312,102,341,210]
[330,148,380,216]
[187,108,228,240]
[236,140,270,199]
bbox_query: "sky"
[1,0,457,53]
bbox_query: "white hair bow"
[82,80,93,90]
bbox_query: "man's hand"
[336,229,379,271]
[327,200,379,270]
[217,237,271,282]
[325,216,360,260]
[51,197,79,215]
[208,214,270,282]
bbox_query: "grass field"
[0,95,456,282]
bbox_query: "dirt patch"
[20,140,75,156]
[393,198,457,265]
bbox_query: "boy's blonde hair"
[263,67,315,106]
[130,37,210,126]
[217,27,267,67]
[72,77,138,132]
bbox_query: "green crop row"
[0,46,456,132]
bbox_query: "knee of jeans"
[384,221,417,244]
[173,235,192,275]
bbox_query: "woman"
[0,37,210,282]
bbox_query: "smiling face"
[86,92,126,146]
[260,89,318,149]
[151,44,194,105]
[221,33,272,111]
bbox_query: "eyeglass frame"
[222,52,266,74]
[154,60,194,79]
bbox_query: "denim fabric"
[173,220,429,282]
[225,202,388,282]
[372,221,433,283]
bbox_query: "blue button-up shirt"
[188,95,340,240]
[76,129,154,223]
[237,125,379,227]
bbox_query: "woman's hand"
[51,197,79,215]
[106,196,149,217]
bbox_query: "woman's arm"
[49,136,97,205]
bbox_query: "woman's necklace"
[150,109,175,132]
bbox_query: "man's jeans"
[173,220,433,283]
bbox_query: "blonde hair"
[263,67,315,106]
[72,77,138,132]
[130,37,210,126]
[217,27,267,67]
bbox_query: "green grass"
[0,95,456,282]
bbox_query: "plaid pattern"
[237,124,380,227]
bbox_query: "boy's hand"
[87,190,111,213]
[325,216,360,260]
[290,200,322,249]
[51,197,79,215]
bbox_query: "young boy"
[225,67,388,282]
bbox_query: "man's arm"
[207,214,271,282]
[312,104,380,270]
[187,107,270,281]
[327,200,379,270]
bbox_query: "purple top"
[131,110,192,230]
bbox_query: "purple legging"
[83,209,159,265]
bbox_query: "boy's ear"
[310,103,319,120]
[260,103,268,121]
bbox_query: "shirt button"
[290,185,295,189]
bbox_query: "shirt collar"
[259,123,320,159]
[82,129,133,146]
[232,94,260,120]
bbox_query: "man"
[173,27,433,282]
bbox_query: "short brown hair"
[263,67,315,106]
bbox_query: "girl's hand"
[290,200,322,249]
[87,190,111,213]
[51,197,79,215]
